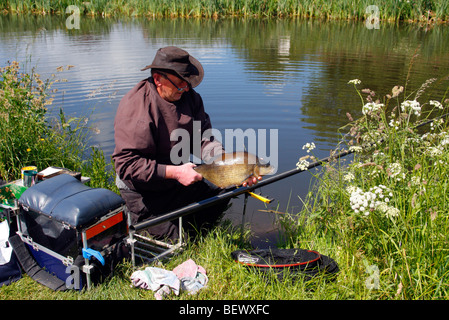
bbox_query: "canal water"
[1,15,448,247]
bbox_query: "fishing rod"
[130,111,449,233]
[130,148,353,232]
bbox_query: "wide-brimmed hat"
[141,46,204,88]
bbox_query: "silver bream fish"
[194,151,275,189]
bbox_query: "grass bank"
[1,0,449,22]
[1,61,449,300]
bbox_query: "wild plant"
[0,61,83,180]
[0,61,116,190]
[279,75,449,298]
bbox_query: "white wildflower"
[401,100,421,116]
[362,102,384,115]
[343,172,355,182]
[440,137,449,147]
[430,119,444,131]
[348,185,397,218]
[429,100,443,110]
[348,79,361,85]
[376,202,400,218]
[373,151,385,158]
[386,207,400,218]
[389,119,400,129]
[428,146,443,157]
[349,187,376,216]
[346,185,359,194]
[302,142,316,153]
[296,159,309,171]
[410,176,421,186]
[387,162,406,181]
[349,146,363,153]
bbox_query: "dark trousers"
[120,180,230,242]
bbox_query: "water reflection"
[1,15,448,247]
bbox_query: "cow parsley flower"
[343,172,355,182]
[362,102,384,115]
[376,202,400,218]
[389,119,400,130]
[349,146,363,153]
[349,187,375,216]
[387,162,406,181]
[296,159,309,171]
[428,146,443,157]
[302,142,316,153]
[401,100,421,116]
[410,176,421,186]
[429,100,443,109]
[348,185,397,218]
[348,79,361,85]
[440,137,449,147]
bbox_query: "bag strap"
[8,234,67,291]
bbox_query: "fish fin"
[202,178,222,189]
[237,174,253,186]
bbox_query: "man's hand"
[165,163,202,186]
[242,175,262,187]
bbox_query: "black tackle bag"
[231,248,339,282]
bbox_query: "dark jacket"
[112,78,223,194]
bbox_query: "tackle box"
[15,174,129,289]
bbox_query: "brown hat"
[141,46,204,88]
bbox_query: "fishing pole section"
[130,147,354,233]
[128,111,449,265]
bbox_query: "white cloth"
[130,259,208,298]
[172,259,208,294]
[0,220,13,265]
[130,267,180,300]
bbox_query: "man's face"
[154,72,190,102]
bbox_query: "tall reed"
[1,0,448,21]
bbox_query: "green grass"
[0,222,366,300]
[1,0,449,22]
[1,60,449,299]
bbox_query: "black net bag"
[231,248,339,282]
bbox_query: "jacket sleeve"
[113,117,167,184]
[112,81,167,187]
